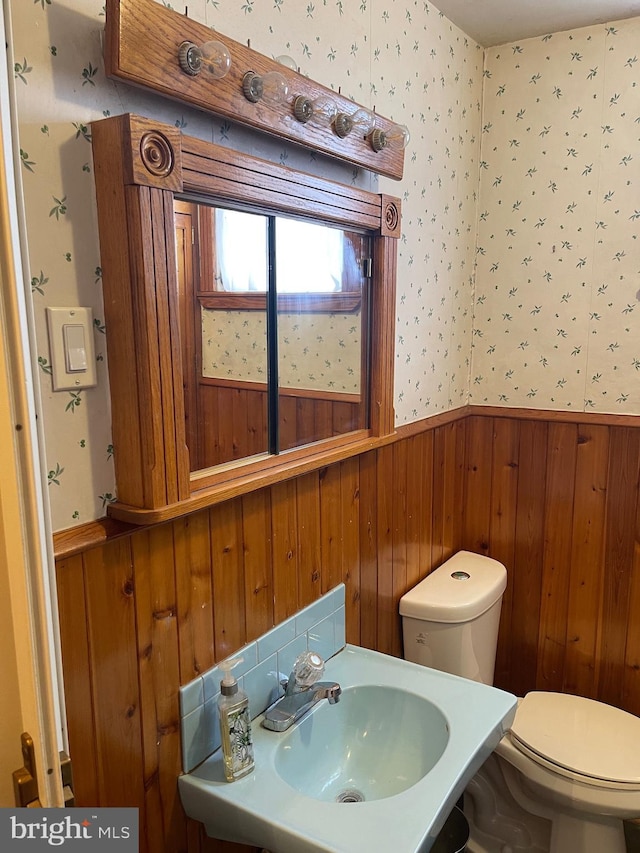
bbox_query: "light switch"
[63,324,88,372]
[46,307,98,391]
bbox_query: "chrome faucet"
[262,652,341,732]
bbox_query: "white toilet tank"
[399,551,507,685]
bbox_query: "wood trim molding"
[197,292,362,313]
[468,404,640,427]
[53,518,137,561]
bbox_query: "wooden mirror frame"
[92,113,400,524]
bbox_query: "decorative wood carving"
[104,0,406,180]
[380,195,402,239]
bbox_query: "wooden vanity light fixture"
[104,0,406,181]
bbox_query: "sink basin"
[275,685,449,802]
[179,644,516,853]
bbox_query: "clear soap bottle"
[217,656,255,782]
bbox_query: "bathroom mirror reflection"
[175,199,371,472]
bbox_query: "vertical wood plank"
[241,489,274,642]
[510,420,548,697]
[198,385,219,469]
[535,423,578,692]
[319,463,343,594]
[358,450,378,651]
[83,539,146,813]
[340,456,361,644]
[246,388,267,457]
[173,509,215,683]
[132,524,185,852]
[55,555,99,806]
[433,421,465,566]
[391,439,408,657]
[563,424,609,698]
[462,416,494,555]
[376,444,395,655]
[622,534,640,716]
[418,430,435,581]
[210,499,246,660]
[489,417,520,690]
[451,418,467,553]
[231,389,250,460]
[314,400,333,445]
[295,472,322,608]
[278,395,298,452]
[405,434,425,591]
[215,388,234,466]
[271,480,299,623]
[599,427,640,707]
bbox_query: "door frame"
[1,0,66,808]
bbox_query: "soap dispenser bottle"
[217,656,255,782]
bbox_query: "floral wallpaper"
[472,20,640,411]
[8,0,639,531]
[9,0,483,530]
[201,309,362,394]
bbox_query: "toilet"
[399,551,640,853]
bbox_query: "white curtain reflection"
[215,209,344,293]
[215,208,268,292]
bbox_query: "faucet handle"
[292,651,325,688]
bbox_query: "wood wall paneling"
[55,410,640,853]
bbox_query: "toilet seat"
[507,691,640,789]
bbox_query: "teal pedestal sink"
[179,644,516,853]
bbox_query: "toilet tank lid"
[511,692,640,784]
[399,551,507,623]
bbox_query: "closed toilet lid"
[511,692,640,784]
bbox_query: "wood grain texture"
[105,0,405,180]
[535,422,577,693]
[55,409,640,853]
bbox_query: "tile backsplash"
[179,584,346,773]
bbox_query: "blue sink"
[275,684,449,802]
[179,644,516,853]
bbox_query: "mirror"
[91,113,400,521]
[175,201,371,472]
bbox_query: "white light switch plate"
[46,307,98,391]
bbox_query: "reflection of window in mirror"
[215,211,349,295]
[175,200,370,472]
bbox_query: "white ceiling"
[430,0,640,47]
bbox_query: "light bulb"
[351,108,376,135]
[333,106,376,139]
[178,39,231,79]
[370,123,410,152]
[242,70,289,105]
[199,40,232,79]
[276,54,298,71]
[293,94,338,124]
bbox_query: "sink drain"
[335,789,365,803]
